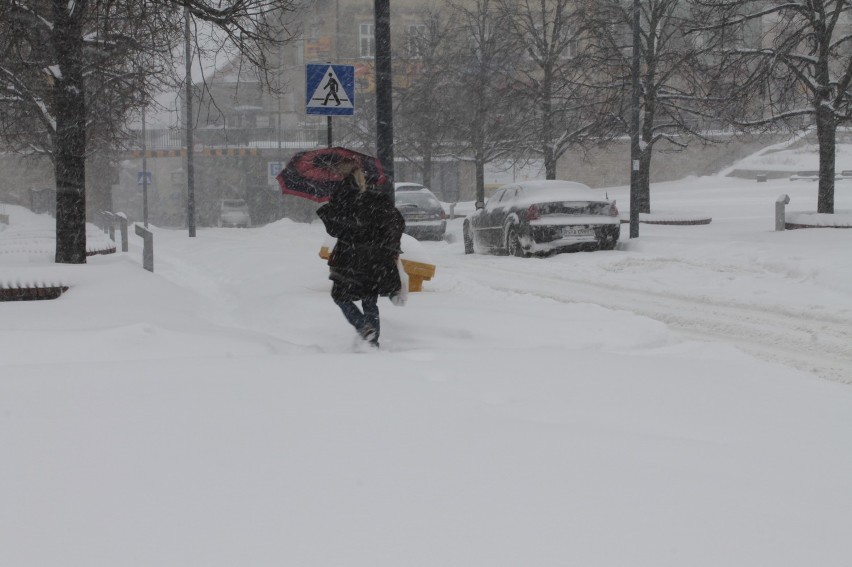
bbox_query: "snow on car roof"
[511,180,610,202]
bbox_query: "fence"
[126,127,326,151]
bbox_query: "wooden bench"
[319,246,436,292]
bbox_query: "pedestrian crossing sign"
[306,64,355,116]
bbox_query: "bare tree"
[0,0,298,264]
[696,0,852,214]
[394,9,456,189]
[582,0,727,213]
[444,0,526,205]
[333,90,378,154]
[500,0,618,179]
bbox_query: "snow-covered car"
[463,180,620,256]
[394,183,447,241]
[219,199,251,228]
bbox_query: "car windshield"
[396,193,441,210]
[222,200,246,209]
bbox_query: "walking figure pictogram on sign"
[323,73,341,106]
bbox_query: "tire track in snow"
[443,256,852,384]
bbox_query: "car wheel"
[463,222,474,254]
[600,239,617,251]
[506,226,525,257]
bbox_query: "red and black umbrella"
[276,147,387,203]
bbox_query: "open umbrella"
[276,147,387,203]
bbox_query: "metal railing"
[126,127,326,151]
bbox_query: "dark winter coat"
[316,178,405,302]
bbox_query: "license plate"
[562,227,594,237]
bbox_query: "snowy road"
[440,252,852,383]
[140,193,852,385]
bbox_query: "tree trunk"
[53,0,88,264]
[423,146,433,188]
[544,144,556,180]
[639,147,652,214]
[542,72,556,179]
[816,101,836,214]
[475,150,485,206]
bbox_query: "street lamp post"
[629,0,641,239]
[374,0,394,199]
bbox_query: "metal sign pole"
[141,110,149,227]
[184,7,196,237]
[327,116,332,148]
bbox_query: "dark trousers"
[334,295,380,339]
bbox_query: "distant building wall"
[556,134,785,189]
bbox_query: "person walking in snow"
[316,159,405,347]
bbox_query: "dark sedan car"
[463,180,620,256]
[394,183,447,241]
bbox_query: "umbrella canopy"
[276,147,387,203]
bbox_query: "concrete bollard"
[117,213,128,252]
[776,194,790,231]
[135,224,154,272]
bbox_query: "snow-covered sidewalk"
[2,172,852,566]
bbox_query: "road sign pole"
[185,7,196,238]
[327,116,332,148]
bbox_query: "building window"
[407,24,427,58]
[360,23,375,58]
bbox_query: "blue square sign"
[306,64,355,116]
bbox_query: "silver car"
[463,180,620,256]
[394,183,447,241]
[219,199,251,228]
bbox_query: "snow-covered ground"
[732,139,852,173]
[1,173,851,567]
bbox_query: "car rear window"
[396,192,441,209]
